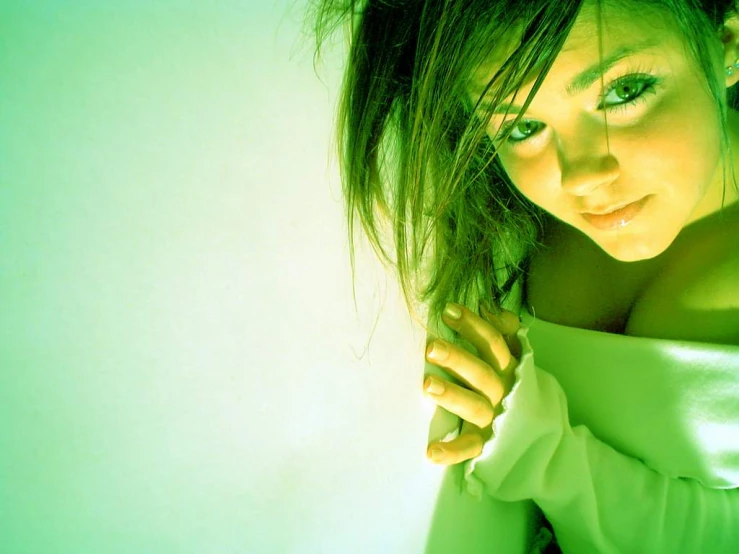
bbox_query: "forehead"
[468,0,676,95]
[561,0,673,53]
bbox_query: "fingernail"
[426,341,448,361]
[428,447,444,462]
[424,376,445,395]
[444,303,462,320]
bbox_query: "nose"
[559,150,620,195]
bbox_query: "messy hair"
[307,0,739,337]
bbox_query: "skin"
[424,304,521,465]
[475,0,739,263]
[426,1,739,464]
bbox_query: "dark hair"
[307,0,739,336]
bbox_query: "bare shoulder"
[525,208,739,345]
[625,216,739,345]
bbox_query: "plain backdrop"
[0,1,532,552]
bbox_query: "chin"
[605,249,658,263]
[596,232,673,263]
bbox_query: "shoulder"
[526,209,739,345]
[625,212,739,345]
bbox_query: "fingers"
[424,375,494,428]
[423,303,523,466]
[426,339,505,408]
[427,427,485,465]
[481,304,521,335]
[442,304,520,375]
[482,305,523,360]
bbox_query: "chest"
[523,216,739,346]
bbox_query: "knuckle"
[488,378,506,406]
[488,330,509,351]
[476,328,505,352]
[471,402,493,428]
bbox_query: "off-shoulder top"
[457,306,739,553]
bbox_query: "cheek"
[624,92,721,196]
[497,148,556,205]
[498,90,722,207]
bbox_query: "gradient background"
[0,2,531,552]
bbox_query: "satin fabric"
[517,308,739,488]
[458,307,739,552]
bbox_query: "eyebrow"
[478,38,660,115]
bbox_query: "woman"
[310,0,739,551]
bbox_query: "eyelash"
[497,64,661,147]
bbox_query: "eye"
[498,120,544,143]
[599,75,659,113]
[495,73,661,147]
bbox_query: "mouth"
[581,195,651,230]
[583,201,634,215]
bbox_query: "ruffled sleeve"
[462,324,739,553]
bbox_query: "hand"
[423,303,522,465]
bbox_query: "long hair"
[308,0,739,337]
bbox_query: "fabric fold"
[461,323,739,553]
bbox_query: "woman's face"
[473,1,739,262]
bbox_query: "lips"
[581,195,651,231]
[582,200,637,215]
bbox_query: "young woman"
[311,0,739,551]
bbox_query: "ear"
[719,12,739,87]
